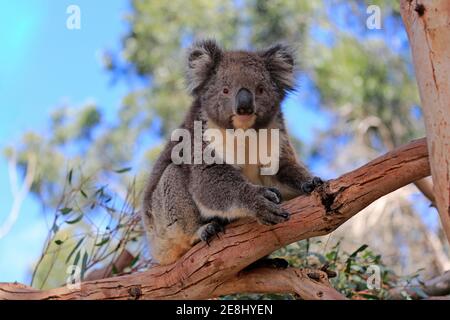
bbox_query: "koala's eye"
[222,87,229,94]
[257,85,264,95]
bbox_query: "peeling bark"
[400,0,450,243]
[0,138,430,300]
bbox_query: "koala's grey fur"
[141,40,321,265]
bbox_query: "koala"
[141,40,322,265]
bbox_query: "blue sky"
[0,0,130,283]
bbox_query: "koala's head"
[186,39,295,129]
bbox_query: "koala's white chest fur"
[205,118,300,200]
[205,119,280,186]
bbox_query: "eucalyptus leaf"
[114,167,131,173]
[66,238,84,264]
[65,214,83,224]
[59,207,73,215]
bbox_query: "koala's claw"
[262,257,289,269]
[267,187,282,204]
[313,176,324,186]
[245,257,289,271]
[301,176,324,194]
[262,187,282,204]
[199,221,224,244]
[257,210,290,225]
[270,257,289,269]
[255,188,290,226]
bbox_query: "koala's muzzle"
[235,88,254,115]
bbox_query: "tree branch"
[215,267,346,300]
[414,177,436,206]
[388,269,450,299]
[0,138,430,300]
[0,153,36,239]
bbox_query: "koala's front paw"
[254,187,290,226]
[301,176,324,194]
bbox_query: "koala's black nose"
[235,88,254,115]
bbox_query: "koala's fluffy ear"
[186,39,222,94]
[259,44,295,93]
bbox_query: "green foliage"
[31,167,143,289]
[312,36,420,147]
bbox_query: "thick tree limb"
[0,138,430,300]
[400,0,450,244]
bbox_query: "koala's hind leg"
[146,164,203,265]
